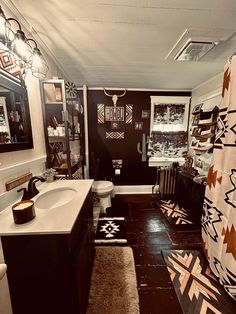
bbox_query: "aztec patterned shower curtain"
[202,56,236,300]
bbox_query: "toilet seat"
[92,181,114,194]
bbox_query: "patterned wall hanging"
[202,56,236,301]
[65,81,77,99]
[125,104,133,124]
[0,50,24,79]
[97,104,105,123]
[111,121,119,129]
[106,132,124,139]
[105,106,124,121]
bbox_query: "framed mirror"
[0,69,33,152]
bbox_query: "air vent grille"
[174,41,215,61]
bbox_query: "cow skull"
[104,88,126,106]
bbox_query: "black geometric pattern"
[225,169,236,208]
[201,197,223,242]
[65,81,77,99]
[214,107,228,149]
[213,256,236,301]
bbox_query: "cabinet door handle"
[0,263,7,280]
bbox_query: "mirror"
[0,69,33,152]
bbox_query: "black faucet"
[18,176,46,200]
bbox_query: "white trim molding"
[114,185,153,194]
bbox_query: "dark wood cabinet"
[1,191,94,314]
[177,171,206,224]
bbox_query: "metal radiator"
[158,167,179,198]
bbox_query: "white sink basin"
[35,187,77,209]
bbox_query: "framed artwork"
[141,110,150,119]
[150,96,190,132]
[135,122,143,130]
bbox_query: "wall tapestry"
[106,131,124,139]
[126,104,133,123]
[97,104,105,123]
[0,50,24,79]
[202,56,236,301]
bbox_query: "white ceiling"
[7,0,236,89]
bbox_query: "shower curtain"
[202,56,236,300]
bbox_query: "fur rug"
[87,246,140,314]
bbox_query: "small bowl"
[12,200,35,224]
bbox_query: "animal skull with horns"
[103,88,126,107]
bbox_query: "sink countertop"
[0,180,94,236]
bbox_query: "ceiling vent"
[166,28,234,61]
[174,40,215,61]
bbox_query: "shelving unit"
[40,79,84,179]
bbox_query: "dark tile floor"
[105,193,234,314]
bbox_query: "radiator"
[157,167,179,198]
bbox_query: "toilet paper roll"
[115,169,120,176]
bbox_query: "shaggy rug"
[94,217,127,245]
[87,246,140,314]
[162,250,236,313]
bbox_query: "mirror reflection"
[0,69,33,152]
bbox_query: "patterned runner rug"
[94,217,127,245]
[162,250,236,313]
[160,200,194,225]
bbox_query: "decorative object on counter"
[5,172,32,191]
[182,151,193,174]
[43,168,57,183]
[0,131,10,143]
[193,174,207,185]
[12,200,35,224]
[137,133,149,162]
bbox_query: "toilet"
[92,181,114,214]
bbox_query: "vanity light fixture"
[0,5,48,78]
[27,38,49,78]
[0,6,11,50]
[7,18,31,65]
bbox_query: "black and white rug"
[94,217,127,246]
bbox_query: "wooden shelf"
[54,157,83,175]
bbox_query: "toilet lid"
[92,181,114,193]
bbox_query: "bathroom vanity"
[0,180,94,314]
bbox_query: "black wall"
[87,89,191,185]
